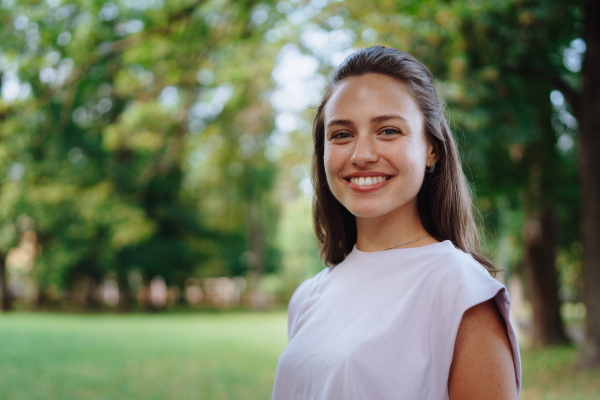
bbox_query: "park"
[1,0,599,398]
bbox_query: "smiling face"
[323,73,438,221]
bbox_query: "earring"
[427,162,435,173]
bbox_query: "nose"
[350,134,379,167]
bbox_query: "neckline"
[343,240,455,266]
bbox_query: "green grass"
[0,312,598,400]
[520,345,600,400]
[0,312,288,400]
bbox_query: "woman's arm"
[448,299,518,399]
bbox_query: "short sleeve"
[441,254,522,395]
[490,286,522,395]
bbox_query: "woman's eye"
[381,128,401,136]
[332,131,352,139]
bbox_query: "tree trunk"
[246,196,267,310]
[520,72,569,348]
[578,0,600,367]
[117,270,130,313]
[0,253,11,312]
[523,208,569,346]
[248,200,265,277]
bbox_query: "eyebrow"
[371,114,408,124]
[325,118,354,129]
[326,114,408,129]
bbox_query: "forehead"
[324,73,423,126]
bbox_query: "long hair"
[311,46,496,274]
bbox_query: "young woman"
[272,46,521,400]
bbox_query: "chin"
[343,196,416,220]
[344,204,390,219]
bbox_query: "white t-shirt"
[272,240,521,400]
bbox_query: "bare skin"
[448,299,519,399]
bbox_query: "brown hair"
[311,46,496,274]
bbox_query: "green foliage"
[0,0,285,294]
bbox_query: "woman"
[272,46,521,399]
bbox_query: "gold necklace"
[383,235,432,251]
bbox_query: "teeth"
[350,176,388,186]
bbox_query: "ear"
[426,137,440,167]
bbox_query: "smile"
[349,176,389,186]
[344,174,393,192]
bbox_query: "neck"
[355,200,434,252]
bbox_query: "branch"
[110,0,207,55]
[547,76,582,118]
[518,67,582,116]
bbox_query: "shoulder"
[286,267,330,340]
[289,267,330,306]
[437,244,522,396]
[433,244,502,306]
[425,244,510,344]
[448,299,519,399]
[435,243,492,278]
[405,240,492,280]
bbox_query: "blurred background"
[0,0,598,399]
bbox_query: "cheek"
[323,145,337,177]
[406,147,427,182]
[323,145,344,193]
[385,143,426,185]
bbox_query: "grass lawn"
[0,312,288,400]
[520,345,600,400]
[0,312,598,400]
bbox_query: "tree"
[574,0,600,366]
[460,0,600,362]
[0,0,284,309]
[454,0,579,347]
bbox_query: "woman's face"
[323,73,438,220]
